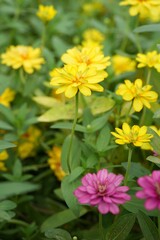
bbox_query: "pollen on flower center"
[98,183,107,196]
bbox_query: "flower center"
[155,182,160,195]
[18,47,28,60]
[98,184,107,196]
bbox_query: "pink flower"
[73,169,131,214]
[136,170,160,211]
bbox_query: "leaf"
[38,104,74,122]
[148,128,160,155]
[33,96,61,108]
[121,162,150,180]
[41,208,87,232]
[45,228,72,240]
[85,96,115,115]
[69,167,84,182]
[146,156,160,165]
[107,213,136,240]
[0,140,16,150]
[0,120,13,130]
[0,200,16,211]
[137,211,160,240]
[134,24,160,33]
[87,113,109,133]
[61,175,81,216]
[51,122,86,133]
[123,196,158,217]
[153,109,160,119]
[13,159,22,179]
[96,124,111,152]
[0,104,15,124]
[0,182,39,200]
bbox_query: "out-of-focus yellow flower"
[1,45,45,74]
[116,79,158,112]
[18,126,41,159]
[50,63,107,98]
[111,123,152,147]
[83,28,105,43]
[0,150,8,171]
[0,88,15,107]
[37,5,57,22]
[47,146,66,181]
[120,0,160,20]
[136,51,160,72]
[82,2,105,15]
[112,55,136,75]
[61,46,110,71]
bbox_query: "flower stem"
[67,94,79,173]
[41,23,47,50]
[124,147,133,185]
[158,214,160,237]
[146,68,152,85]
[19,68,26,85]
[99,213,105,240]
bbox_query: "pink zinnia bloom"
[136,170,160,211]
[73,169,131,214]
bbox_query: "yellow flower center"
[18,47,28,60]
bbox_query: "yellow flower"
[18,126,41,159]
[82,2,105,15]
[0,150,8,171]
[61,46,111,71]
[111,123,152,147]
[50,63,108,98]
[136,51,160,72]
[120,0,160,20]
[47,146,66,181]
[112,55,136,75]
[83,28,105,44]
[1,45,45,74]
[37,5,57,22]
[0,88,15,107]
[116,79,158,112]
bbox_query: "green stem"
[41,23,47,50]
[67,94,79,173]
[9,219,29,227]
[99,213,105,240]
[146,68,152,85]
[158,214,160,237]
[124,147,133,185]
[125,102,133,122]
[19,68,26,85]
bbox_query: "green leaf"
[153,109,160,119]
[123,196,158,217]
[96,124,110,152]
[61,175,81,216]
[137,211,160,240]
[148,128,160,155]
[69,167,84,182]
[87,113,109,133]
[0,140,16,150]
[45,228,72,240]
[0,120,13,130]
[41,208,87,232]
[107,213,136,240]
[146,155,160,165]
[33,96,61,108]
[0,200,16,211]
[51,122,86,133]
[134,24,160,33]
[0,104,15,124]
[121,162,150,180]
[0,182,39,200]
[13,159,22,179]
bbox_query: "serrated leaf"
[107,213,136,240]
[137,211,160,240]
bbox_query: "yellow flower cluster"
[37,5,57,22]
[82,28,105,48]
[136,51,160,72]
[112,55,136,75]
[50,46,110,98]
[1,45,45,74]
[111,122,152,147]
[18,126,41,159]
[0,88,15,107]
[116,79,158,112]
[120,0,160,21]
[47,146,66,181]
[0,150,8,171]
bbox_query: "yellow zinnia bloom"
[47,146,66,181]
[61,46,110,71]
[111,123,152,147]
[83,28,105,44]
[0,150,8,171]
[120,0,160,20]
[18,126,41,159]
[82,2,105,15]
[1,45,45,74]
[116,79,158,112]
[0,88,15,107]
[37,5,57,22]
[50,63,108,98]
[136,51,160,72]
[112,55,136,75]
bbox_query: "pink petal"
[113,175,124,186]
[107,183,116,195]
[97,169,108,184]
[144,188,157,197]
[136,190,147,199]
[116,186,129,192]
[78,193,91,204]
[152,170,160,182]
[109,203,120,214]
[137,176,154,188]
[86,186,96,194]
[103,196,113,203]
[145,198,158,210]
[90,197,101,205]
[107,173,116,183]
[98,201,109,214]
